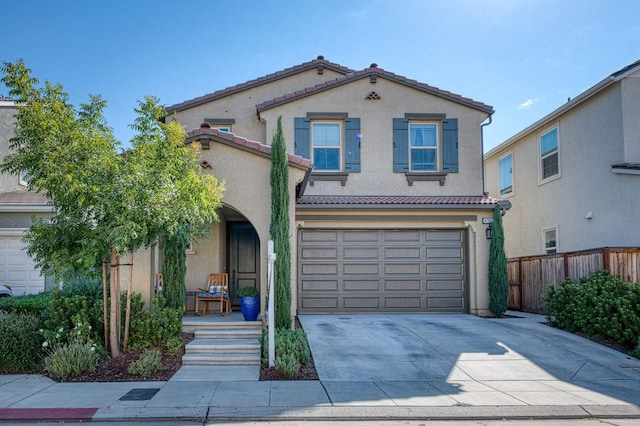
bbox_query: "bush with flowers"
[41,313,105,381]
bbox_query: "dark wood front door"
[228,222,260,304]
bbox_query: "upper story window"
[19,170,29,187]
[409,123,438,171]
[294,115,361,177]
[499,152,513,196]
[312,122,341,171]
[540,127,559,182]
[543,227,558,254]
[204,118,234,134]
[393,116,458,178]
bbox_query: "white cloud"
[518,98,537,110]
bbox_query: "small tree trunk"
[102,261,109,350]
[123,253,133,350]
[109,249,120,357]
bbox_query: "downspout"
[480,114,493,196]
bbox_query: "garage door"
[0,235,45,295]
[298,229,466,313]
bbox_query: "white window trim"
[19,171,28,187]
[538,124,561,185]
[311,121,343,172]
[498,151,514,198]
[186,240,196,255]
[409,121,440,172]
[542,226,559,254]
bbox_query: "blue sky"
[2,0,639,152]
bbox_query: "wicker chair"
[195,273,231,316]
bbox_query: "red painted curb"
[0,407,98,421]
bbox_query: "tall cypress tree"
[488,205,508,317]
[162,231,188,311]
[269,116,292,329]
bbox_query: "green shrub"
[128,295,182,351]
[275,352,300,377]
[0,311,44,372]
[545,270,640,347]
[43,322,103,381]
[128,350,162,378]
[0,292,50,316]
[262,327,311,375]
[43,287,104,344]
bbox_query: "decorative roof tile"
[186,127,311,169]
[256,65,494,114]
[165,56,354,114]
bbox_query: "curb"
[0,408,98,421]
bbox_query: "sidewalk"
[2,312,640,422]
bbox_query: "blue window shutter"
[442,118,458,173]
[294,117,310,159]
[344,117,361,172]
[393,118,409,172]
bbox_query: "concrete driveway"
[299,312,640,407]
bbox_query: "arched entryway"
[227,221,260,305]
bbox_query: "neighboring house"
[0,96,52,295]
[484,59,640,259]
[154,56,508,317]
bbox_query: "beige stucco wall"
[295,209,493,315]
[170,68,345,144]
[621,69,640,162]
[485,81,640,258]
[259,77,488,197]
[0,102,25,193]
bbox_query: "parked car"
[0,283,12,297]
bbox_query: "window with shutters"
[294,115,361,184]
[393,115,457,185]
[499,152,513,196]
[539,126,560,183]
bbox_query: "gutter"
[480,114,493,196]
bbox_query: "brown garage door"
[298,229,466,313]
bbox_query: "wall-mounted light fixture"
[485,223,493,240]
[584,211,593,220]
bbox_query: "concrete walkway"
[1,312,640,422]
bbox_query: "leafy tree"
[1,60,224,356]
[269,116,291,329]
[488,205,508,317]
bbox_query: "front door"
[228,222,260,304]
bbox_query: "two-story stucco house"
[154,56,508,318]
[0,96,52,295]
[484,59,640,259]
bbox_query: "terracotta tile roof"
[297,195,508,208]
[186,126,311,169]
[165,56,354,114]
[257,65,494,114]
[0,191,50,208]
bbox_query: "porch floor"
[181,311,263,324]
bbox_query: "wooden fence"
[507,247,640,314]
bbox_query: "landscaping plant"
[269,116,292,329]
[0,311,43,372]
[127,350,162,378]
[488,205,509,317]
[545,270,640,348]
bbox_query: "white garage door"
[0,235,44,295]
[298,229,466,313]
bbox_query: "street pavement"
[1,311,639,422]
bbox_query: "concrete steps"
[182,318,262,367]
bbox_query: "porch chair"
[195,273,231,316]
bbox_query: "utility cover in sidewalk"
[119,388,160,401]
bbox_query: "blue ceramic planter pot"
[240,296,259,321]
